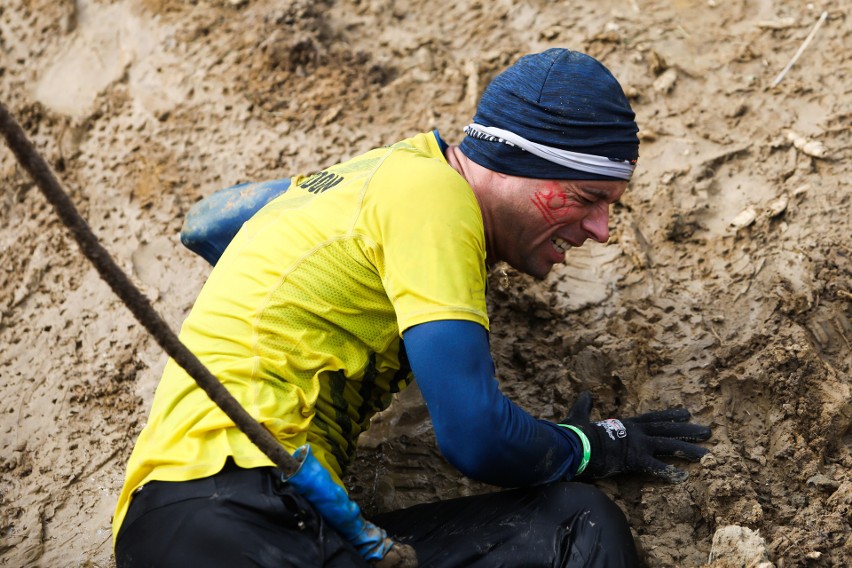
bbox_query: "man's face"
[497,177,627,279]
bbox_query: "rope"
[0,101,300,475]
[0,102,420,567]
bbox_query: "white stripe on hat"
[464,123,636,180]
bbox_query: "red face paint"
[531,182,577,225]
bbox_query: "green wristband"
[559,424,591,476]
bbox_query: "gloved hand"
[560,392,712,483]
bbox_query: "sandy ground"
[1,0,850,566]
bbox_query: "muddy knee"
[538,483,639,568]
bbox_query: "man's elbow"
[434,420,511,485]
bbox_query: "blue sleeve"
[402,320,582,487]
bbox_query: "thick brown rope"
[0,101,300,476]
[0,101,420,568]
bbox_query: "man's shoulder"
[373,136,468,198]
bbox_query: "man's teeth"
[552,237,570,253]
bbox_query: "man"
[114,48,711,567]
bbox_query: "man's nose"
[582,203,610,243]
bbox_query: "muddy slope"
[1,1,849,566]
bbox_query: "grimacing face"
[500,178,627,279]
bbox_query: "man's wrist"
[558,424,591,475]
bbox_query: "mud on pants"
[115,459,639,568]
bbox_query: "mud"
[1,0,849,566]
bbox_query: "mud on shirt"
[113,132,489,538]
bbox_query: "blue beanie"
[459,49,639,181]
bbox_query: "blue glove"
[180,178,291,265]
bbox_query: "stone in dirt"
[1,1,850,567]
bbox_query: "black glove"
[560,392,712,483]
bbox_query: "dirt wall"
[1,0,849,566]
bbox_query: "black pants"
[115,460,639,567]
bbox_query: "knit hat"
[459,49,639,181]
